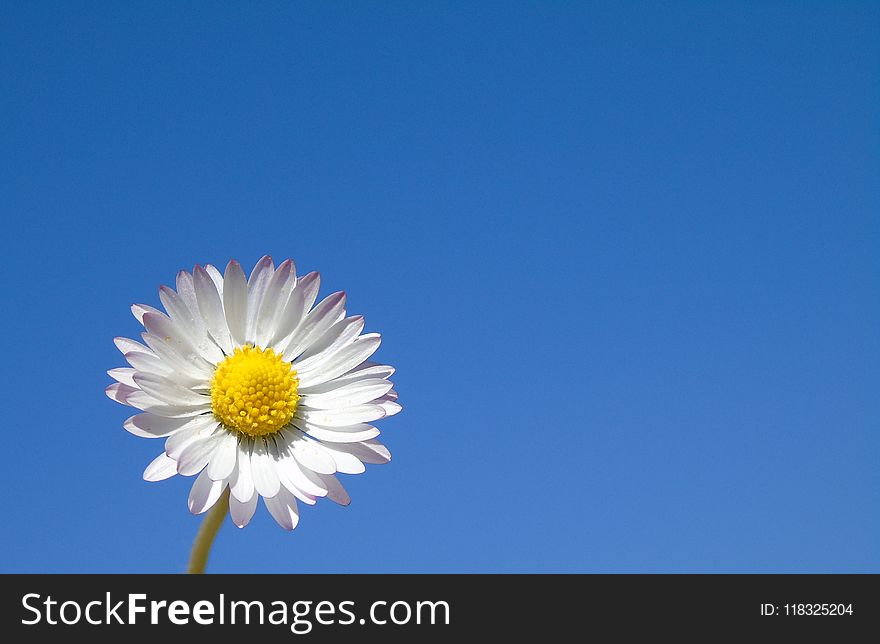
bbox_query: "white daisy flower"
[106,256,400,531]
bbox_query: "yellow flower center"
[210,345,299,437]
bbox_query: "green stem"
[187,488,230,574]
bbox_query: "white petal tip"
[105,384,128,404]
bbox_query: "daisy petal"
[293,419,381,443]
[141,332,212,381]
[303,425,380,444]
[293,315,365,373]
[276,473,318,504]
[178,431,226,476]
[107,383,208,417]
[188,469,227,514]
[123,413,204,438]
[254,259,296,348]
[205,264,224,295]
[194,264,234,355]
[143,452,179,481]
[125,352,202,389]
[122,350,170,374]
[284,429,336,474]
[245,255,274,344]
[223,260,248,347]
[298,362,394,394]
[229,491,258,528]
[270,271,320,347]
[132,303,162,325]
[295,334,381,388]
[299,462,335,494]
[105,382,137,405]
[250,438,281,498]
[317,442,367,474]
[347,438,392,464]
[327,439,391,467]
[159,283,224,364]
[377,399,403,417]
[273,437,327,500]
[142,312,215,373]
[319,474,351,506]
[229,440,255,503]
[107,367,137,387]
[164,417,219,459]
[114,336,153,355]
[206,431,239,481]
[175,270,204,321]
[280,291,345,361]
[133,372,209,407]
[299,378,393,410]
[267,439,316,504]
[296,404,385,427]
[264,487,300,530]
[126,388,211,417]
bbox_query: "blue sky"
[1,2,877,573]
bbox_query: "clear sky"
[1,2,877,573]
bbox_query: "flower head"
[107,257,400,530]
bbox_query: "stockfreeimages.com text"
[21,593,450,634]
